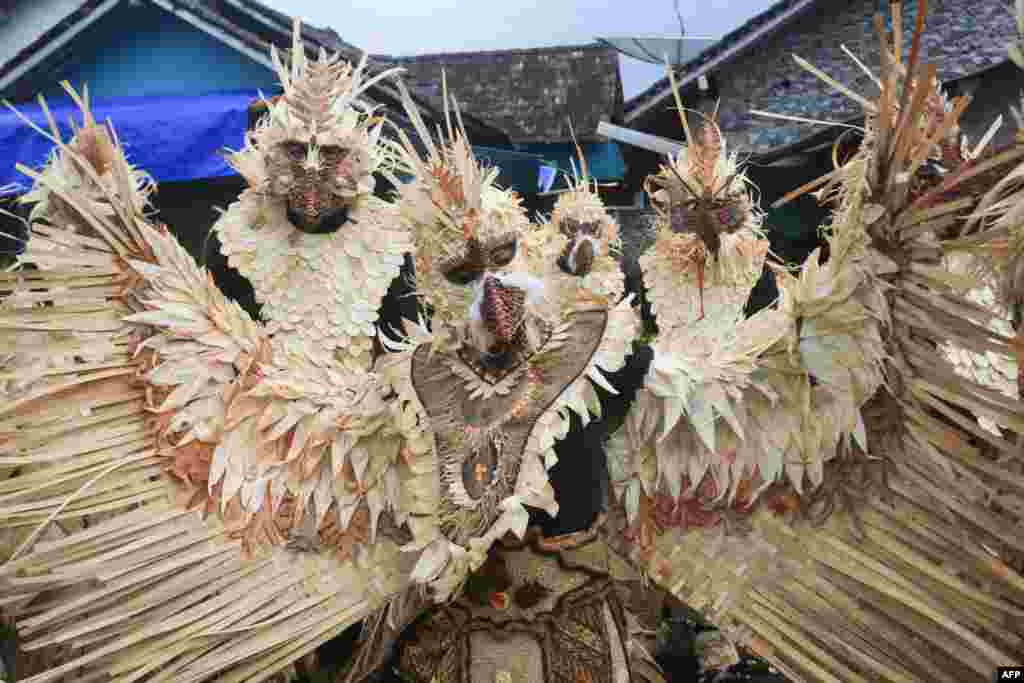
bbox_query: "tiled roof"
[623,0,821,122]
[380,43,623,144]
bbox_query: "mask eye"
[320,145,347,166]
[713,198,745,231]
[442,261,482,286]
[560,218,580,238]
[488,238,518,269]
[670,204,691,234]
[282,141,307,162]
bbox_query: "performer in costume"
[340,83,647,681]
[599,6,1024,680]
[0,24,444,683]
[0,28,643,682]
[212,23,410,372]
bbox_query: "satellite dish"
[595,35,718,67]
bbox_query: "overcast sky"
[261,0,779,98]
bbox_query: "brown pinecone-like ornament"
[481,276,526,345]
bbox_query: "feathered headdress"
[227,20,404,208]
[389,75,540,350]
[640,70,768,335]
[523,123,625,304]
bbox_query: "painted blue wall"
[40,2,280,101]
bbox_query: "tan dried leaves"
[691,122,723,191]
[431,163,465,208]
[73,122,117,176]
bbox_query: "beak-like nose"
[480,275,525,347]
[559,236,595,277]
[287,167,351,234]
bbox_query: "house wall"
[708,0,1017,151]
[2,2,284,312]
[31,1,279,100]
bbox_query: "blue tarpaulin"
[0,91,567,198]
[0,89,259,195]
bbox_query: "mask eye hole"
[320,145,347,165]
[713,199,744,230]
[442,261,482,286]
[670,204,691,233]
[282,141,307,162]
[488,238,518,269]
[560,218,580,238]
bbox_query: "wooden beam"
[596,121,684,157]
[0,0,122,93]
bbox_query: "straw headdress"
[522,126,627,309]
[641,96,768,338]
[214,20,411,371]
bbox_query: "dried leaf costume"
[368,83,640,612]
[342,124,650,683]
[597,3,1024,680]
[0,27,444,683]
[214,21,410,371]
[315,87,643,683]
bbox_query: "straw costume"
[362,3,1024,680]
[366,76,641,599]
[0,24,440,683]
[0,28,644,680]
[343,121,655,683]
[596,3,1024,680]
